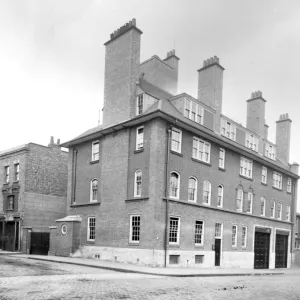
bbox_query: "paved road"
[0,256,299,300]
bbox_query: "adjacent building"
[0,138,68,254]
[50,19,299,269]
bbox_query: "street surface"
[0,256,300,299]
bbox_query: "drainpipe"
[291,180,298,266]
[72,149,78,205]
[164,125,172,268]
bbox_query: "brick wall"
[25,143,68,197]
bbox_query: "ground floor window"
[87,217,96,241]
[130,215,140,243]
[242,226,247,248]
[232,225,237,247]
[195,220,204,245]
[169,217,180,244]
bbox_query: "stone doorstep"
[20,255,287,278]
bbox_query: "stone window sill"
[218,167,226,172]
[134,149,144,154]
[272,186,283,192]
[261,182,267,186]
[239,174,253,181]
[70,202,100,207]
[89,160,99,165]
[191,157,211,167]
[170,150,183,157]
[125,197,149,202]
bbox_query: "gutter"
[164,125,172,268]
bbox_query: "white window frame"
[171,127,182,153]
[265,143,276,160]
[195,220,204,246]
[134,170,142,197]
[262,167,267,184]
[92,141,99,161]
[273,172,282,189]
[217,185,223,208]
[184,99,204,125]
[196,104,204,125]
[170,172,180,199]
[136,126,144,150]
[203,180,211,205]
[90,179,98,203]
[192,137,211,163]
[260,197,266,216]
[184,98,191,118]
[277,202,282,220]
[246,192,253,214]
[236,189,243,212]
[129,215,140,244]
[188,177,197,202]
[169,216,180,245]
[286,204,291,222]
[14,163,20,182]
[221,118,236,141]
[287,178,292,193]
[240,157,253,179]
[136,94,144,115]
[242,226,247,248]
[232,225,238,247]
[87,217,96,241]
[219,148,225,169]
[245,133,258,152]
[215,223,223,239]
[271,200,275,218]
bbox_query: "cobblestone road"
[0,256,299,300]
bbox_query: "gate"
[254,232,270,269]
[275,234,288,268]
[30,232,50,255]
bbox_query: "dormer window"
[265,143,276,160]
[246,133,258,151]
[137,94,144,115]
[184,99,204,125]
[221,118,236,141]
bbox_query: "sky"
[0,0,300,208]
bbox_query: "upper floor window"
[246,192,253,214]
[136,126,144,150]
[134,170,142,197]
[277,202,282,220]
[203,180,211,205]
[171,128,182,153]
[265,143,276,160]
[232,225,237,247]
[236,189,243,212]
[4,166,9,183]
[129,215,140,243]
[240,157,253,179]
[169,216,180,244]
[219,148,225,169]
[245,133,258,151]
[14,163,19,182]
[260,197,266,216]
[262,167,267,184]
[87,217,96,241]
[273,172,282,189]
[188,177,197,202]
[7,195,14,211]
[92,141,99,161]
[192,137,210,163]
[170,172,180,199]
[286,204,291,222]
[270,200,275,218]
[184,99,203,125]
[90,179,98,202]
[217,185,223,207]
[221,118,236,141]
[137,94,144,115]
[287,178,292,193]
[195,220,204,245]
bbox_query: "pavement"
[1,250,299,277]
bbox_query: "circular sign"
[61,224,67,235]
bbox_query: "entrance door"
[30,232,50,255]
[0,222,3,249]
[275,234,288,268]
[3,222,15,251]
[254,232,270,269]
[215,239,221,266]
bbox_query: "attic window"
[137,94,144,115]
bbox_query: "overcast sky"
[0,0,299,209]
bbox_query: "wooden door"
[254,232,270,269]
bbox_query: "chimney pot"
[132,18,136,26]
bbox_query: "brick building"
[0,137,68,254]
[50,19,299,269]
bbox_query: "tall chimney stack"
[276,113,292,165]
[197,56,224,133]
[102,19,143,127]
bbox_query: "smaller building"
[0,137,68,254]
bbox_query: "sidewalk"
[3,252,299,277]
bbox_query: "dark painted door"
[30,232,50,255]
[275,234,288,268]
[254,232,270,269]
[215,239,221,266]
[3,222,15,251]
[0,222,3,249]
